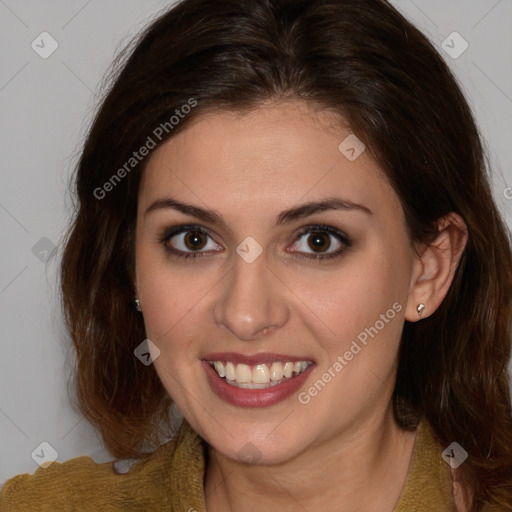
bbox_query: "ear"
[405,212,468,322]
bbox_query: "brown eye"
[307,232,331,252]
[184,231,207,251]
[289,225,350,260]
[163,227,222,258]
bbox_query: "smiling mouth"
[207,360,313,389]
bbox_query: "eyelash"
[159,224,351,261]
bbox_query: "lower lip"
[202,361,315,408]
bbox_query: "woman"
[2,0,511,510]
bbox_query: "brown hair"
[61,0,512,508]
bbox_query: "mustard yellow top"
[0,419,454,511]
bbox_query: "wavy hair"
[60,0,512,509]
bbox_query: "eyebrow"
[144,196,372,227]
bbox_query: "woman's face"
[135,101,418,464]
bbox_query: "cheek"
[290,255,409,391]
[135,243,191,339]
[292,248,407,336]
[139,278,208,348]
[135,243,224,361]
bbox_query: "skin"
[134,101,467,512]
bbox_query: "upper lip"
[202,352,315,366]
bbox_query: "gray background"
[1,0,511,483]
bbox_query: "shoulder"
[0,441,178,511]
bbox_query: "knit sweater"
[0,419,454,511]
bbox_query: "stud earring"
[417,303,425,317]
[134,298,142,312]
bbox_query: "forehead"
[138,102,399,222]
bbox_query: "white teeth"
[252,364,270,384]
[226,380,283,389]
[235,364,252,383]
[270,362,283,381]
[214,361,226,378]
[283,362,294,378]
[225,362,236,381]
[209,360,312,386]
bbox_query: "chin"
[204,423,309,466]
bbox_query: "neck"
[204,406,417,512]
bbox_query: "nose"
[212,252,290,341]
